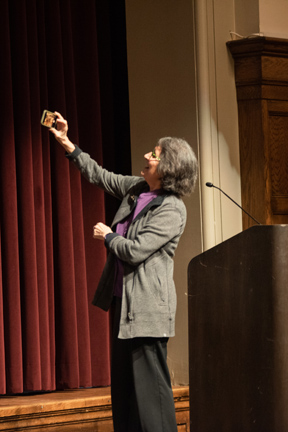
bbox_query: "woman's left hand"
[93,222,113,240]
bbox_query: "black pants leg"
[111,297,178,432]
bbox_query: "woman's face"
[141,146,162,191]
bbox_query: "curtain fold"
[0,0,111,395]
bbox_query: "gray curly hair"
[157,137,198,197]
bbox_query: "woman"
[50,112,198,432]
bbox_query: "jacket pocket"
[153,274,168,306]
[146,258,169,306]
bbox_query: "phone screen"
[41,110,57,128]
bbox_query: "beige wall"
[195,0,242,252]
[233,0,288,39]
[125,0,202,385]
[259,0,288,38]
[234,0,259,36]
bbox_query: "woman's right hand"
[49,112,75,154]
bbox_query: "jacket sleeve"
[67,146,142,200]
[104,200,186,266]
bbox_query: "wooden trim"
[0,386,189,431]
[227,36,288,228]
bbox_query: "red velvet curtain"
[0,0,112,395]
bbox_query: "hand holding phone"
[41,110,57,128]
[43,111,76,154]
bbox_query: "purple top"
[113,189,163,297]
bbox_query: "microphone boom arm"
[206,182,261,225]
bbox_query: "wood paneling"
[0,386,189,431]
[188,225,288,431]
[227,37,288,229]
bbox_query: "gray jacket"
[68,146,187,339]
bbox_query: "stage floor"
[0,386,189,431]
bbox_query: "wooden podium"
[188,225,288,431]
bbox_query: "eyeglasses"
[150,150,161,161]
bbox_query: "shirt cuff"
[104,232,120,248]
[65,144,82,159]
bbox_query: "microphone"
[205,182,261,225]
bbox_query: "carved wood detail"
[227,37,288,229]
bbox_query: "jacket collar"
[131,193,167,223]
[111,181,170,229]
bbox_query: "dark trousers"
[111,297,178,432]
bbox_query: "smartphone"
[41,110,57,128]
